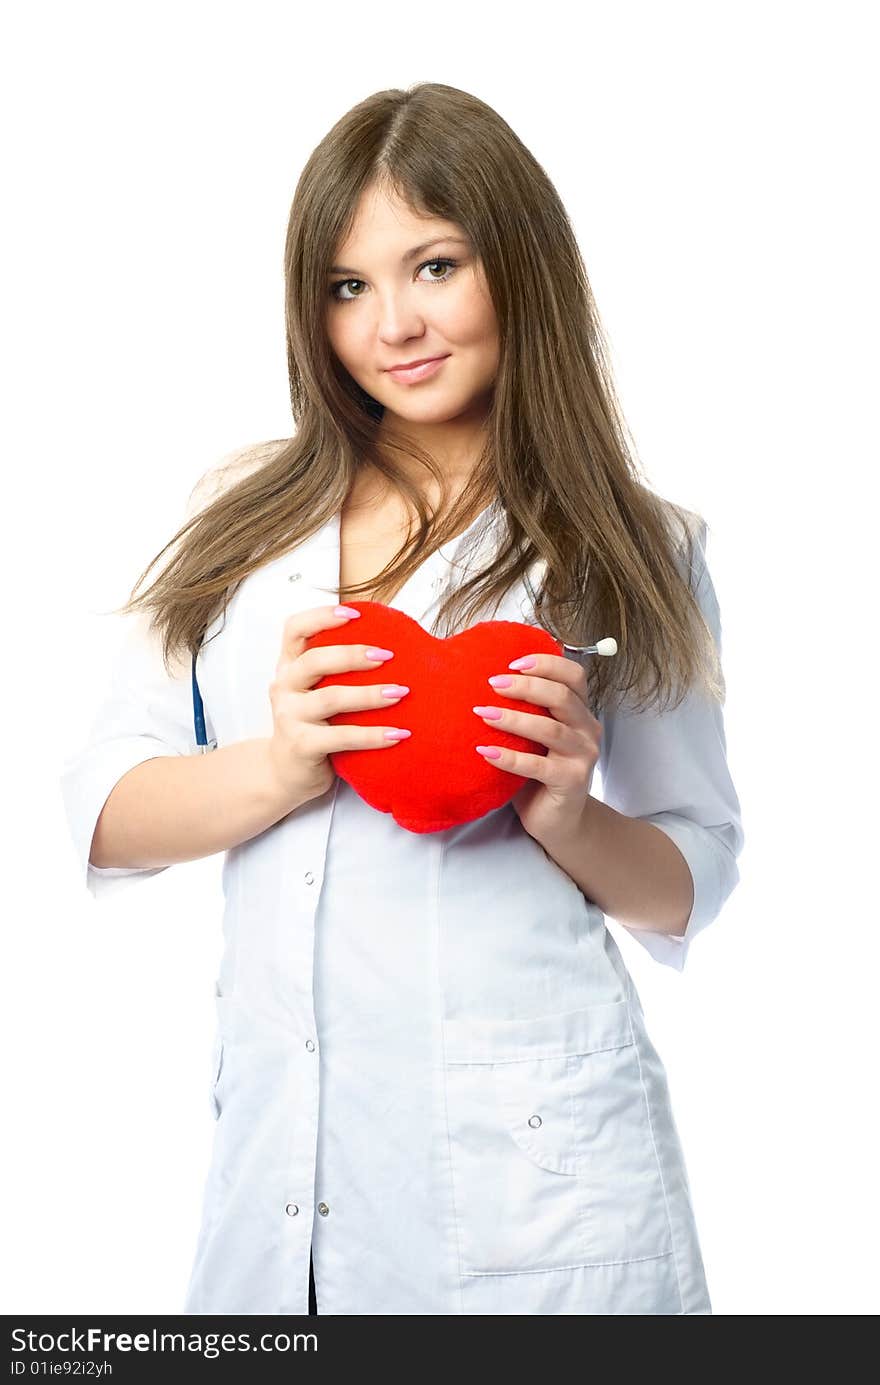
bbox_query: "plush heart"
[305,601,563,833]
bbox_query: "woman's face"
[325,185,500,429]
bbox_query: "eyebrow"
[328,236,470,276]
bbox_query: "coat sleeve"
[594,515,744,971]
[58,607,219,901]
[59,442,290,900]
[57,468,228,902]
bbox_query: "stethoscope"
[189,563,617,752]
[191,649,216,753]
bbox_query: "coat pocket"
[442,997,673,1276]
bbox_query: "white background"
[3,0,877,1316]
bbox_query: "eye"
[329,258,460,302]
[417,258,459,286]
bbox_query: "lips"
[386,354,447,371]
[385,355,450,385]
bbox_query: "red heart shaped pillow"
[305,601,563,833]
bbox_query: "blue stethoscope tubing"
[191,650,215,752]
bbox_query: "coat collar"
[276,499,508,622]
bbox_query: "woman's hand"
[266,604,413,809]
[472,651,602,844]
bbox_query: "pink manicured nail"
[475,745,502,759]
[384,728,411,741]
[366,647,394,661]
[334,605,361,618]
[488,674,513,688]
[508,655,536,670]
[381,685,410,698]
[473,705,503,719]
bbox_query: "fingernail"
[334,605,361,618]
[488,674,513,688]
[473,705,502,719]
[508,655,536,670]
[475,745,502,759]
[384,728,411,741]
[381,685,410,698]
[366,647,394,661]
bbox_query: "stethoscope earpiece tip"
[562,636,617,656]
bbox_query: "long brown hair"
[111,81,723,717]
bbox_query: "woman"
[59,82,744,1316]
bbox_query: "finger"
[277,603,362,671]
[304,679,410,725]
[304,721,413,756]
[504,651,589,697]
[286,639,398,694]
[284,601,363,653]
[471,705,577,750]
[473,742,555,783]
[484,667,592,724]
[277,611,398,692]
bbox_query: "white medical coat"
[59,483,744,1316]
